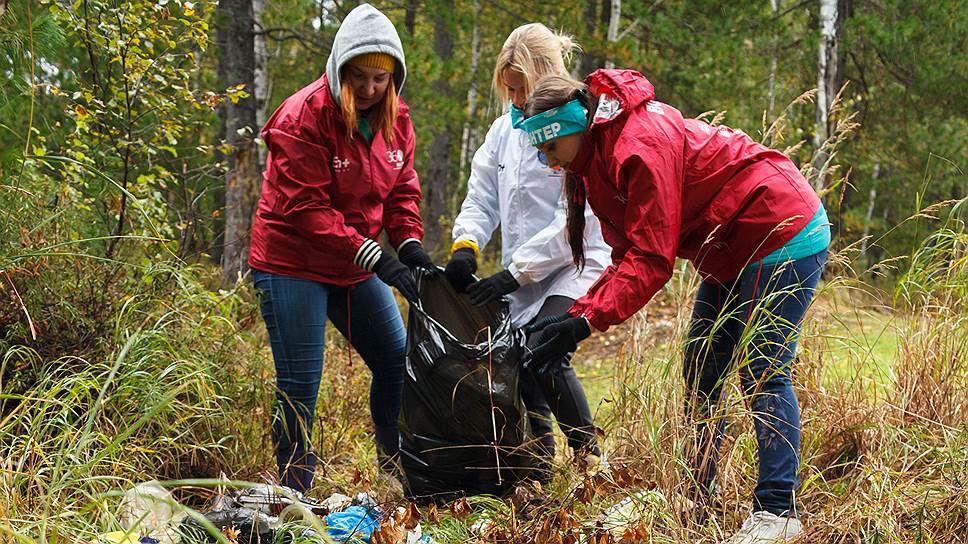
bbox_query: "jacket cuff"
[353,238,383,271]
[507,262,533,285]
[451,238,481,257]
[568,304,608,332]
[396,238,421,253]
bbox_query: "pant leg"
[326,275,408,456]
[524,296,600,456]
[736,250,826,517]
[252,269,329,493]
[683,278,744,503]
[519,365,557,464]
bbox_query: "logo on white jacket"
[332,156,351,172]
[386,149,404,170]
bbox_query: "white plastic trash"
[119,480,185,544]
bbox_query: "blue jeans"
[684,250,826,517]
[252,270,407,492]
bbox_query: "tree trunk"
[812,0,843,191]
[604,0,621,69]
[767,0,780,120]
[577,0,601,76]
[423,1,455,253]
[405,0,419,37]
[217,0,261,286]
[859,161,879,268]
[253,0,270,169]
[458,3,481,183]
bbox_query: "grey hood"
[325,4,407,105]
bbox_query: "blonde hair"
[493,23,579,104]
[339,72,399,144]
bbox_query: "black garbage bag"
[177,507,274,544]
[399,271,537,501]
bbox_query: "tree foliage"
[0,0,965,348]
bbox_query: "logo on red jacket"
[385,149,404,170]
[332,156,351,173]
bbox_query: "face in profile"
[504,69,528,110]
[536,133,583,171]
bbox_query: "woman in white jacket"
[445,24,611,476]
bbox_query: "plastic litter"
[594,489,675,535]
[325,505,381,542]
[320,492,353,513]
[94,532,159,544]
[235,483,328,516]
[399,272,537,500]
[119,480,185,544]
[178,506,274,544]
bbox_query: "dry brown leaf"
[427,502,440,523]
[450,496,471,519]
[622,521,650,542]
[221,526,240,544]
[403,502,421,531]
[351,467,372,491]
[577,477,596,504]
[589,529,615,544]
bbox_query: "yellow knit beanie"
[347,52,396,73]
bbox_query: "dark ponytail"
[525,75,594,270]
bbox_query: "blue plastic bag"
[325,505,380,542]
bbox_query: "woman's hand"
[467,270,520,306]
[444,248,478,292]
[373,252,419,302]
[397,240,437,276]
[522,314,592,373]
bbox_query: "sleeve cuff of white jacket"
[354,238,383,271]
[396,238,421,253]
[507,262,534,285]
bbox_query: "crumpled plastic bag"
[325,505,380,542]
[119,480,185,544]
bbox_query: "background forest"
[1,0,966,542]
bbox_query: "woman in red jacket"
[520,70,830,543]
[248,4,434,492]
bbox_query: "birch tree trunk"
[253,0,270,169]
[860,161,880,268]
[767,0,780,119]
[812,0,840,191]
[604,0,621,69]
[458,3,481,183]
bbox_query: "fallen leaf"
[450,496,471,519]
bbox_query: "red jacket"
[568,70,820,331]
[248,75,423,286]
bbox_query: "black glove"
[522,315,592,373]
[444,248,477,292]
[372,252,419,302]
[467,269,520,306]
[397,240,437,276]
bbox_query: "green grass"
[2,214,966,543]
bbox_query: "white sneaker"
[727,511,802,543]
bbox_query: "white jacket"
[453,112,611,327]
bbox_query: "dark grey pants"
[520,295,600,472]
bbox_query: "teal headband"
[517,99,589,146]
